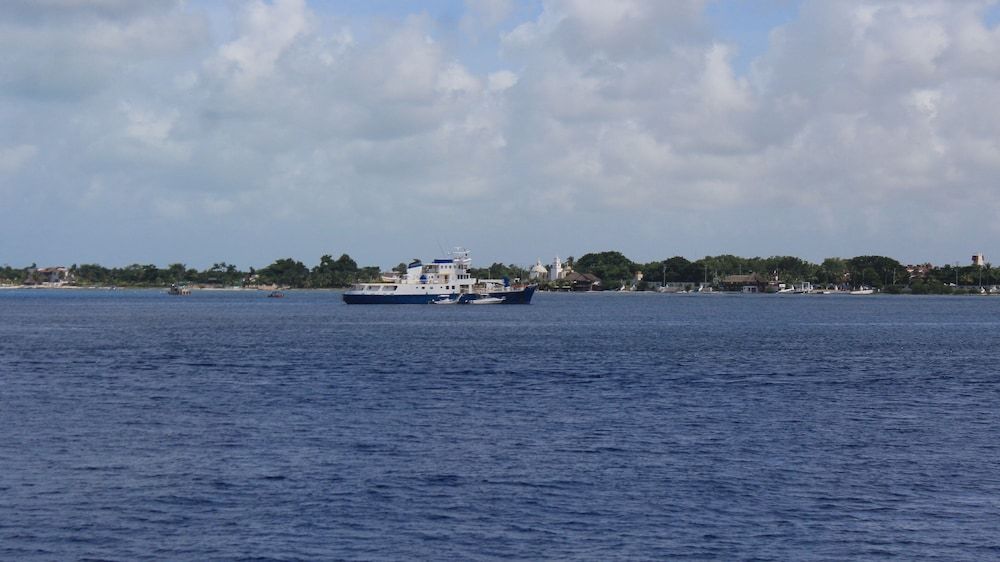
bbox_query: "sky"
[3,0,1000,270]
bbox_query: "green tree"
[816,258,848,286]
[575,251,636,288]
[310,253,359,287]
[166,263,187,283]
[260,258,309,287]
[698,255,752,279]
[847,255,906,288]
[76,263,111,285]
[200,262,242,286]
[641,256,695,284]
[467,262,527,282]
[762,256,817,282]
[357,266,380,282]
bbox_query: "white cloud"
[5,0,1000,267]
[0,144,37,174]
[487,70,518,91]
[0,2,208,100]
[213,0,311,88]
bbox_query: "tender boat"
[267,291,285,298]
[469,296,505,305]
[343,248,536,304]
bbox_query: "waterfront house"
[720,273,768,293]
[564,271,602,291]
[26,266,72,286]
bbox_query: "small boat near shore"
[343,248,536,305]
[167,284,191,295]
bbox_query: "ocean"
[2,289,999,560]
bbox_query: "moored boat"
[343,248,536,304]
[469,296,505,304]
[167,284,191,295]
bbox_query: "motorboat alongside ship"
[468,296,505,304]
[343,248,536,304]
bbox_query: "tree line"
[2,251,995,293]
[553,251,998,294]
[0,254,380,289]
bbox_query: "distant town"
[2,251,998,295]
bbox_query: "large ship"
[342,248,536,304]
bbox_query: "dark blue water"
[2,290,1000,560]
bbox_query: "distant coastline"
[2,250,996,295]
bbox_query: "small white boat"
[469,296,505,304]
[431,295,461,305]
[849,287,875,295]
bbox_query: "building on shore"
[563,271,602,291]
[529,259,548,281]
[720,273,768,293]
[26,266,72,286]
[973,253,986,267]
[549,256,563,281]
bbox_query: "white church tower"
[549,256,563,281]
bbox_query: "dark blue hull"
[343,285,536,305]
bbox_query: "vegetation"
[0,254,383,289]
[468,262,528,282]
[534,252,1000,294]
[3,250,998,294]
[575,251,635,288]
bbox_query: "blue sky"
[3,0,1000,270]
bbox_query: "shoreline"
[1,284,995,296]
[0,285,342,292]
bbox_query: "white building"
[549,256,563,281]
[973,253,986,267]
[529,259,548,281]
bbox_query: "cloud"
[460,0,514,40]
[0,1,208,100]
[213,0,312,88]
[0,144,37,174]
[4,0,1000,267]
